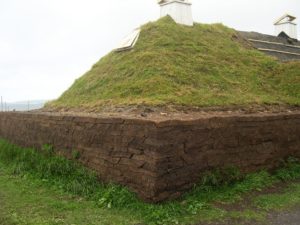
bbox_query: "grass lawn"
[0,139,300,225]
[255,182,300,211]
[0,166,138,225]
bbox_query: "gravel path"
[195,207,300,225]
[268,208,300,225]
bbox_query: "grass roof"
[47,16,300,111]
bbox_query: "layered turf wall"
[0,112,299,202]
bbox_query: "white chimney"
[158,0,193,26]
[274,14,298,40]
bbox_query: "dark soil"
[38,104,300,122]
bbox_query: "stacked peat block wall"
[0,112,299,202]
[0,112,158,201]
[153,114,300,200]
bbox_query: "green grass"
[255,183,300,211]
[46,16,300,111]
[0,167,137,225]
[0,139,300,225]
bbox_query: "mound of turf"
[47,16,300,111]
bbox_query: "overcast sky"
[0,0,299,102]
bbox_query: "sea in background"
[1,100,47,112]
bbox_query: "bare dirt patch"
[39,104,300,122]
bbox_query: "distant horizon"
[0,99,47,112]
[7,99,49,104]
[0,98,49,104]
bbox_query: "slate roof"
[239,31,300,61]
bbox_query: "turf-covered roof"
[46,17,300,111]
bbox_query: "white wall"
[275,22,298,39]
[160,1,193,26]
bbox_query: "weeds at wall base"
[0,138,299,225]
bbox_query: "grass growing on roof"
[1,139,300,224]
[47,16,300,111]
